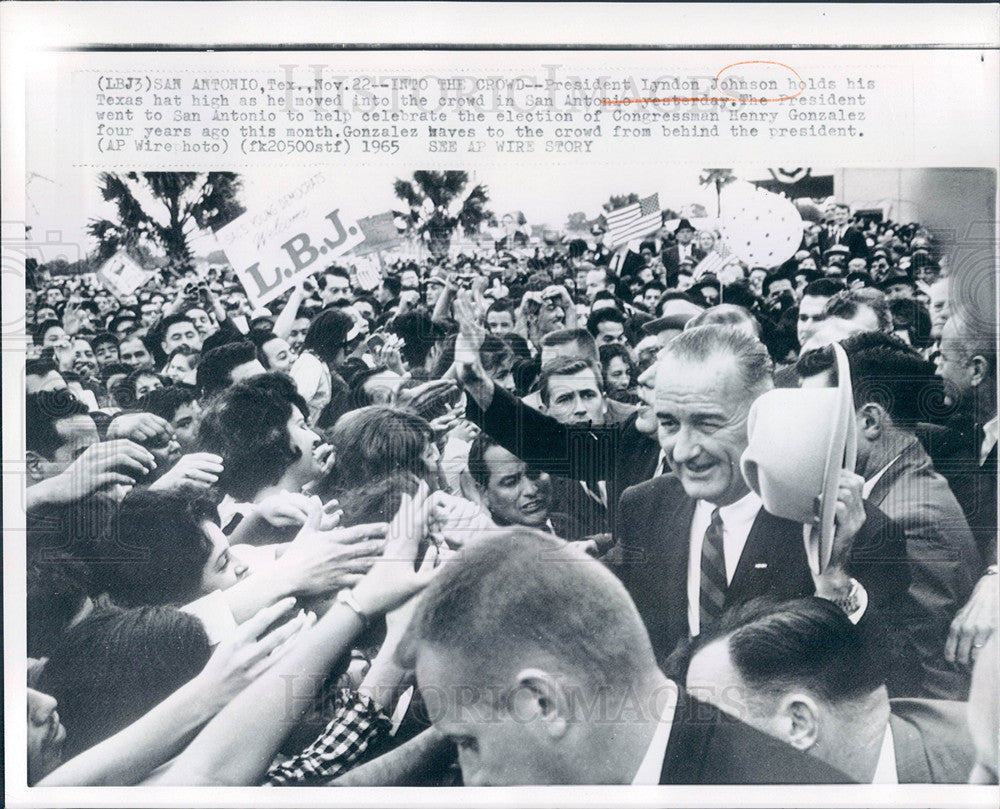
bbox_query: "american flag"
[605,193,662,250]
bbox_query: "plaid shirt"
[267,689,391,786]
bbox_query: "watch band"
[336,588,370,627]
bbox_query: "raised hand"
[273,500,387,597]
[427,490,496,549]
[195,598,315,708]
[149,453,224,492]
[352,482,440,617]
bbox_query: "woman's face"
[697,231,716,252]
[165,354,194,382]
[199,522,252,595]
[27,687,65,784]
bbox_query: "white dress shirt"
[871,724,899,784]
[687,491,764,637]
[981,415,998,466]
[631,680,679,785]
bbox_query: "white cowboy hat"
[740,342,857,574]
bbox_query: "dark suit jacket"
[615,475,911,667]
[661,686,852,783]
[927,415,998,566]
[889,698,976,783]
[466,386,660,536]
[866,437,980,699]
[819,224,870,259]
[662,244,705,276]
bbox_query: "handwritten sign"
[355,211,401,255]
[215,172,364,308]
[97,250,153,298]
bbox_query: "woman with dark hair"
[94,487,250,607]
[29,598,312,785]
[323,405,439,497]
[289,307,356,426]
[599,342,637,403]
[37,604,213,760]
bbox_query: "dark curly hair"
[197,372,310,501]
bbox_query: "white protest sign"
[97,250,153,299]
[214,172,364,308]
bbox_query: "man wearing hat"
[615,325,910,674]
[662,219,705,277]
[878,269,918,302]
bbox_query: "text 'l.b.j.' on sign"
[214,172,364,308]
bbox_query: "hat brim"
[809,342,858,575]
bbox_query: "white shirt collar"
[631,680,679,785]
[981,415,998,466]
[862,454,902,499]
[872,724,898,784]
[714,489,764,525]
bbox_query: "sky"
[23,163,798,262]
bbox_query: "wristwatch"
[830,577,865,620]
[336,588,370,628]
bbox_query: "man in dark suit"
[616,326,911,669]
[798,332,981,699]
[679,597,977,783]
[662,219,705,277]
[453,301,660,538]
[819,203,870,260]
[397,530,853,784]
[935,309,998,670]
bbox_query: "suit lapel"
[728,508,811,606]
[727,507,776,606]
[888,713,931,783]
[663,491,696,648]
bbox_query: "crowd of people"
[21,197,998,787]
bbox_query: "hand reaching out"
[40,439,157,504]
[149,453,224,492]
[273,500,387,597]
[107,412,174,446]
[195,598,315,709]
[352,482,440,617]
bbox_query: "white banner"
[214,171,363,307]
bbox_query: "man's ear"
[26,451,47,483]
[969,354,990,388]
[458,470,487,507]
[858,403,885,440]
[510,668,570,739]
[777,693,820,750]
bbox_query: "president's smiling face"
[655,354,753,506]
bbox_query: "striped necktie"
[699,508,728,631]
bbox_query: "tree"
[565,211,589,232]
[87,172,244,273]
[699,169,736,217]
[393,171,491,259]
[602,193,640,213]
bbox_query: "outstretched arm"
[39,600,310,786]
[152,486,439,786]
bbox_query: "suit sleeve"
[465,385,618,486]
[844,501,920,695]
